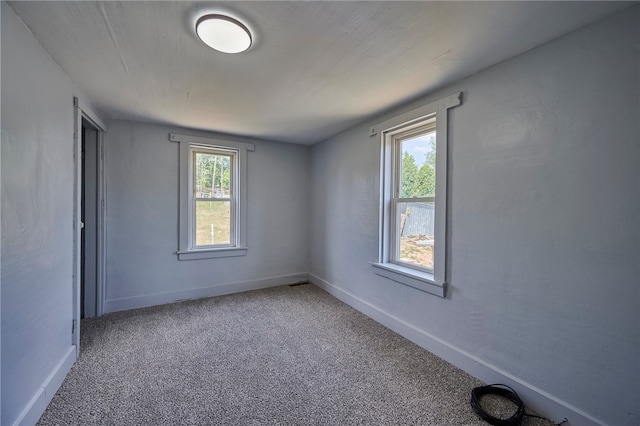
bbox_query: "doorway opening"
[81,118,99,318]
[73,97,106,353]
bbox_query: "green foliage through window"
[400,133,436,198]
[194,152,231,197]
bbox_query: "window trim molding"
[370,92,462,298]
[170,133,254,261]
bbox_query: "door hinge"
[72,319,76,335]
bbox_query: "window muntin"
[391,121,437,273]
[190,148,236,248]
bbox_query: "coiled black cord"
[470,384,567,426]
[470,384,524,425]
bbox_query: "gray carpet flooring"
[38,284,554,425]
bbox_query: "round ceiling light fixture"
[196,14,252,54]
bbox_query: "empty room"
[1,1,638,425]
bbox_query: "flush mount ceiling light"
[196,14,252,54]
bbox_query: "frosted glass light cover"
[196,15,252,54]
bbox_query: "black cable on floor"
[470,384,568,426]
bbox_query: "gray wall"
[309,7,639,425]
[104,121,310,311]
[1,3,97,424]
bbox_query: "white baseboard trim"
[104,273,309,313]
[308,273,604,426]
[13,346,76,426]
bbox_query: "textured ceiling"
[8,1,632,144]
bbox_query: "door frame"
[72,97,107,354]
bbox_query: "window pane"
[396,201,434,270]
[194,152,232,199]
[195,200,231,246]
[399,131,436,198]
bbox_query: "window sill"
[370,262,446,298]
[177,247,247,261]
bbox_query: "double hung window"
[371,93,461,297]
[391,120,437,272]
[172,133,254,260]
[191,147,235,248]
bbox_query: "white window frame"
[371,92,462,297]
[171,133,254,261]
[390,119,437,273]
[189,146,237,250]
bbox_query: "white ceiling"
[9,1,632,145]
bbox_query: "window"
[371,93,462,297]
[171,133,254,260]
[191,148,235,248]
[392,120,437,272]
